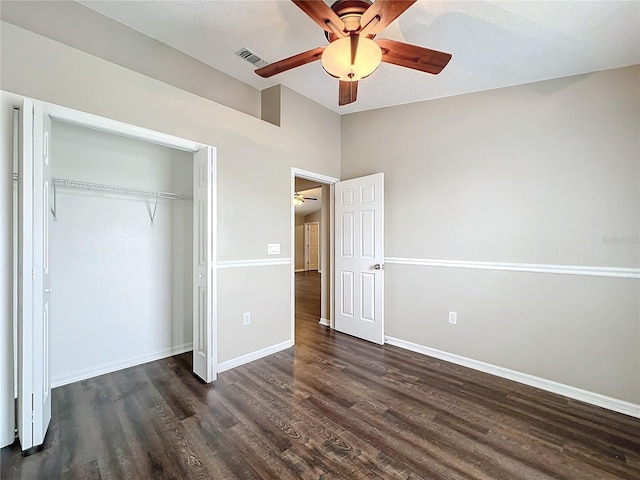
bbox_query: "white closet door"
[192,147,216,383]
[18,100,52,450]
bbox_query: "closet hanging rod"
[52,178,192,201]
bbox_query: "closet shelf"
[52,178,192,201]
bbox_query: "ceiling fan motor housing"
[325,0,375,42]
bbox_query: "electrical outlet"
[448,311,457,325]
[243,312,251,325]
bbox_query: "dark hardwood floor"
[2,270,639,479]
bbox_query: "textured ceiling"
[78,0,640,114]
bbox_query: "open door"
[18,100,52,450]
[193,147,216,383]
[334,173,384,345]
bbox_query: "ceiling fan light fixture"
[321,36,382,81]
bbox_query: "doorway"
[291,169,339,340]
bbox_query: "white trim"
[43,103,203,152]
[217,258,291,269]
[51,343,193,388]
[319,318,330,327]
[384,257,640,279]
[210,147,218,381]
[384,336,640,419]
[217,340,293,373]
[295,268,306,273]
[291,168,340,185]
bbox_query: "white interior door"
[334,173,384,344]
[18,100,52,450]
[308,223,319,271]
[193,147,216,383]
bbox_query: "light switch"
[267,243,280,255]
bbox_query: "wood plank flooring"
[2,271,639,479]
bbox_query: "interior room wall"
[0,17,340,397]
[341,65,640,405]
[319,184,331,323]
[304,211,321,224]
[0,1,261,118]
[49,120,193,386]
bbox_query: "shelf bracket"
[51,180,57,222]
[149,197,159,226]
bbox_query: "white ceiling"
[78,0,640,114]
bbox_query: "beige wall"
[305,211,322,224]
[0,19,340,380]
[341,66,640,404]
[0,1,261,118]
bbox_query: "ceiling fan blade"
[339,80,358,106]
[255,47,325,78]
[360,0,417,35]
[303,197,318,201]
[292,0,345,34]
[377,38,452,75]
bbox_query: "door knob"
[373,264,382,270]
[198,274,204,279]
[44,288,53,293]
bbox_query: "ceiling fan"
[255,0,452,106]
[294,192,319,204]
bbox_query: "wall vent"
[235,48,268,68]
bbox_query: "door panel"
[193,147,215,383]
[334,173,384,344]
[308,223,319,271]
[18,100,52,450]
[17,99,34,450]
[31,103,52,446]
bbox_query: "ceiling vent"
[235,48,268,68]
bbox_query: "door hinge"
[31,393,35,424]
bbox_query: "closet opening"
[48,120,195,388]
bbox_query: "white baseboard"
[295,269,306,273]
[384,336,640,419]
[217,340,293,373]
[319,318,330,327]
[51,343,193,388]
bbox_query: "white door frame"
[290,168,339,338]
[17,98,217,449]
